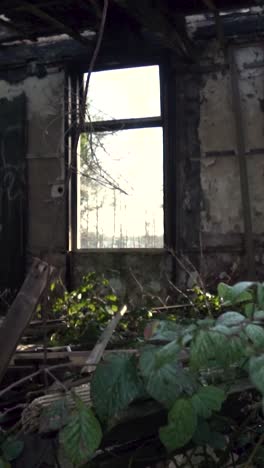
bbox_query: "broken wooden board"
[13,349,137,367]
[0,259,55,384]
[82,305,128,373]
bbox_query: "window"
[77,65,164,249]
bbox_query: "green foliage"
[192,419,226,449]
[191,386,226,419]
[59,396,102,467]
[91,354,144,423]
[50,272,120,346]
[139,345,197,408]
[159,398,197,451]
[143,320,183,342]
[1,438,24,462]
[55,280,264,465]
[39,399,70,433]
[6,279,264,467]
[0,437,24,468]
[191,286,221,315]
[217,282,254,306]
[190,314,250,370]
[245,324,264,349]
[249,355,264,394]
[216,311,246,327]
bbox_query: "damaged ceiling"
[0,0,259,47]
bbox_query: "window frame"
[67,60,177,253]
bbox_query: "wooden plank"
[0,259,54,384]
[82,305,127,373]
[14,348,137,367]
[20,1,91,47]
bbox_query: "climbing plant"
[4,281,264,467]
[50,272,121,346]
[50,281,264,466]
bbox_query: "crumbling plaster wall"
[199,42,264,279]
[0,64,174,299]
[70,250,174,306]
[2,38,263,296]
[0,67,66,272]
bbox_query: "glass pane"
[78,127,163,248]
[85,66,161,121]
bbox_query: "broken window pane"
[78,127,163,248]
[86,66,161,121]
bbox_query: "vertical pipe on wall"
[229,48,255,279]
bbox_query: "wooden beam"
[202,0,225,49]
[112,0,194,59]
[0,17,34,40]
[0,1,59,13]
[19,1,92,46]
[0,259,54,384]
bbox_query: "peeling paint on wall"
[199,43,264,239]
[0,69,66,261]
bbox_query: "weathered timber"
[82,305,127,373]
[14,348,137,367]
[20,1,91,47]
[0,259,54,384]
[112,0,193,59]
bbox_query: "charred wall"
[0,30,264,297]
[0,66,66,284]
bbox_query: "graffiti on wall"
[0,162,26,201]
[0,125,26,201]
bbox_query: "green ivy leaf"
[1,437,24,461]
[39,399,69,433]
[249,355,264,394]
[217,282,253,306]
[139,345,160,378]
[190,329,246,369]
[140,347,197,408]
[192,419,226,449]
[224,334,248,365]
[144,320,181,342]
[91,354,144,422]
[253,310,264,322]
[190,330,215,369]
[105,294,117,302]
[191,386,226,419]
[59,398,102,467]
[159,398,197,451]
[192,418,211,446]
[244,303,255,319]
[245,324,264,349]
[257,284,264,308]
[216,311,246,327]
[155,340,181,368]
[212,324,241,336]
